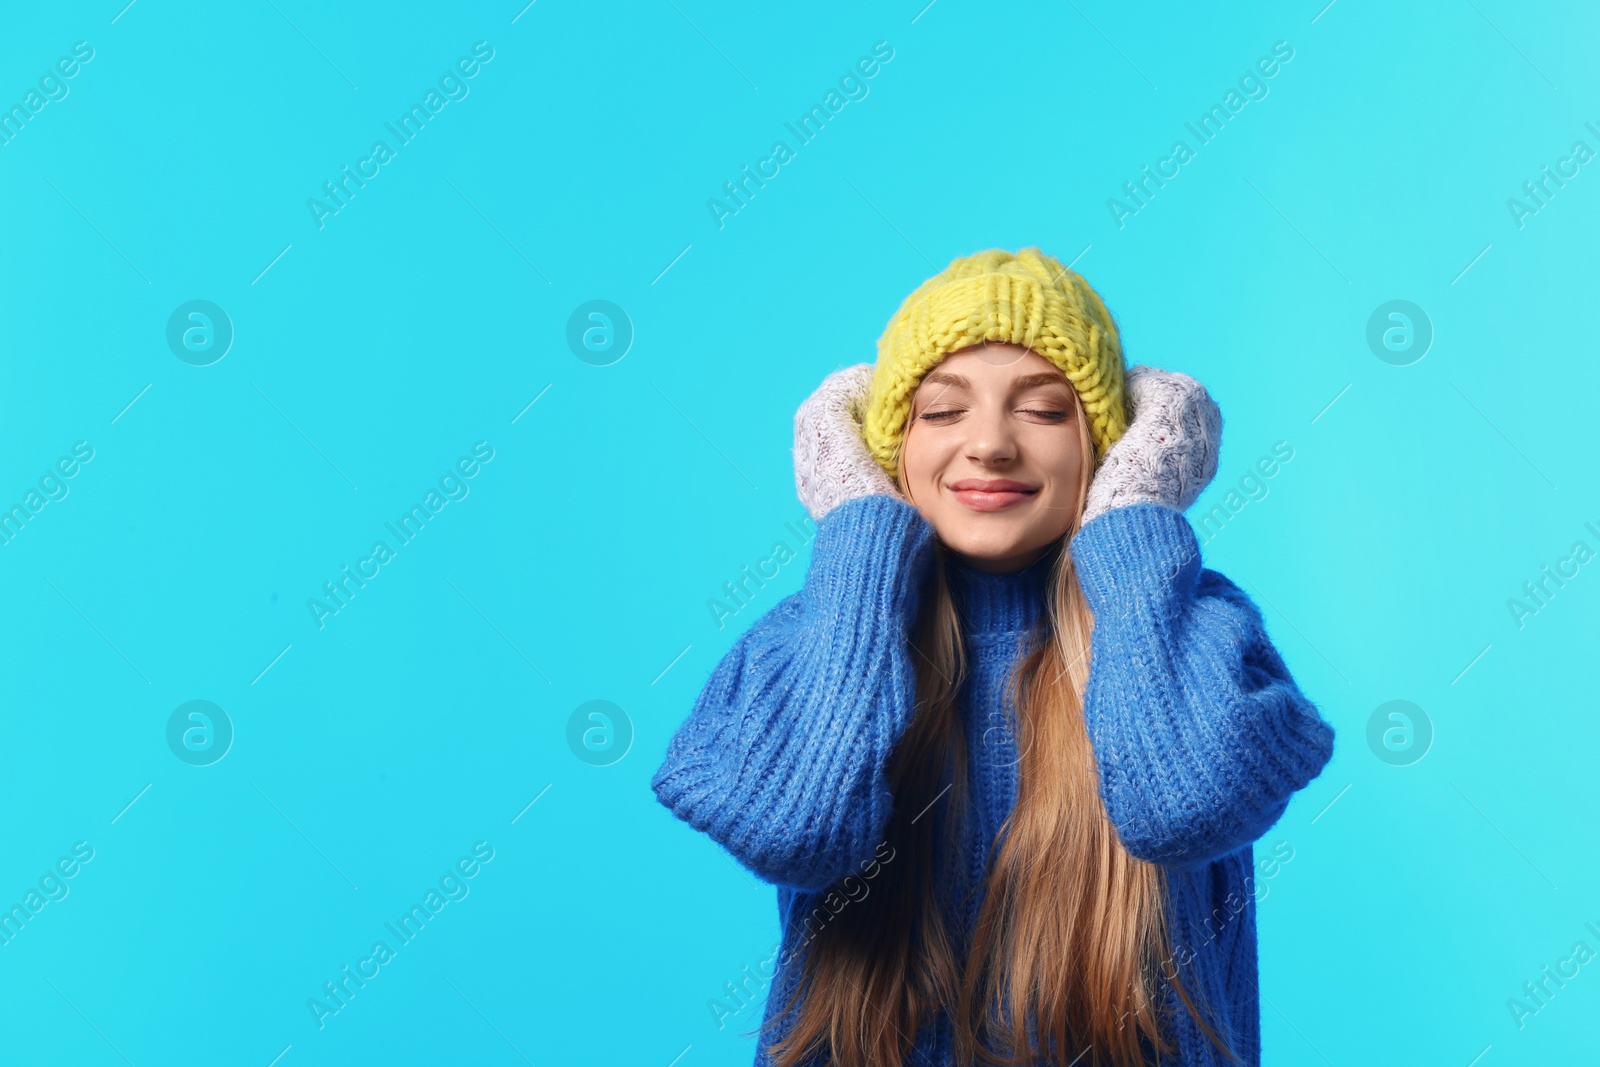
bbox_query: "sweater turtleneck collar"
[941,539,1060,639]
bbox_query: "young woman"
[652,248,1336,1067]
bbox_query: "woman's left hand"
[1081,364,1222,525]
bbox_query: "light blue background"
[2,0,1597,1064]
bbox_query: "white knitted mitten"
[794,363,903,522]
[1082,364,1222,525]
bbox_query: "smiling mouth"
[947,481,1038,512]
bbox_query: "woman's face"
[895,343,1089,574]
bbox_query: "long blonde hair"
[757,372,1240,1066]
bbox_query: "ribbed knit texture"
[651,493,1336,1066]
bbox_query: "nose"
[964,399,1017,466]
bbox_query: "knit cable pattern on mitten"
[1082,364,1222,525]
[794,363,903,523]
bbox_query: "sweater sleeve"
[650,493,937,893]
[1068,501,1336,872]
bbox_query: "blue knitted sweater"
[652,494,1336,1066]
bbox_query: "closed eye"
[919,408,1070,421]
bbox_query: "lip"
[947,478,1038,512]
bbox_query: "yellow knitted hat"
[864,247,1129,483]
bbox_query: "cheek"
[1028,429,1087,498]
[1025,424,1082,467]
[918,438,964,470]
[900,433,956,502]
[900,429,941,478]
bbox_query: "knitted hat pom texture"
[863,248,1130,484]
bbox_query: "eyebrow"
[921,370,1071,392]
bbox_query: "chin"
[937,516,1066,562]
[937,525,1029,561]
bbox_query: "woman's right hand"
[794,363,905,522]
